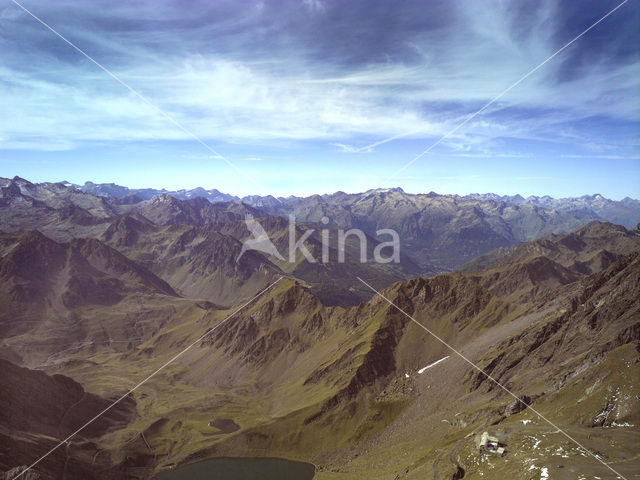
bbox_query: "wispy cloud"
[561,154,640,160]
[331,143,369,153]
[0,0,637,161]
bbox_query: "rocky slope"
[0,229,216,370]
[100,215,282,306]
[459,221,640,275]
[0,230,175,315]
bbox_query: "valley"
[0,179,638,479]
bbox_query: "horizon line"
[3,175,638,203]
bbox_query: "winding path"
[433,437,469,480]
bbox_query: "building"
[477,431,506,456]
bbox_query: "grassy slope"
[5,246,638,480]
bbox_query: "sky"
[0,0,638,199]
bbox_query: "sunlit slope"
[0,222,637,479]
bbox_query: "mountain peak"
[152,193,179,204]
[11,176,31,185]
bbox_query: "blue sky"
[0,0,638,198]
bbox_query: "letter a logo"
[237,214,285,262]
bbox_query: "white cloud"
[0,0,637,156]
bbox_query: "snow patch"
[606,421,633,428]
[528,464,549,479]
[418,356,450,374]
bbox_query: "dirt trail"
[449,437,468,479]
[432,452,442,480]
[432,437,470,480]
[57,392,86,439]
[61,441,71,480]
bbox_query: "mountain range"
[0,177,638,480]
[67,181,640,269]
[3,176,639,273]
[77,180,640,229]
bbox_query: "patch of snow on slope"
[418,356,450,374]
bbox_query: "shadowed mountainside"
[100,215,282,306]
[0,359,136,480]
